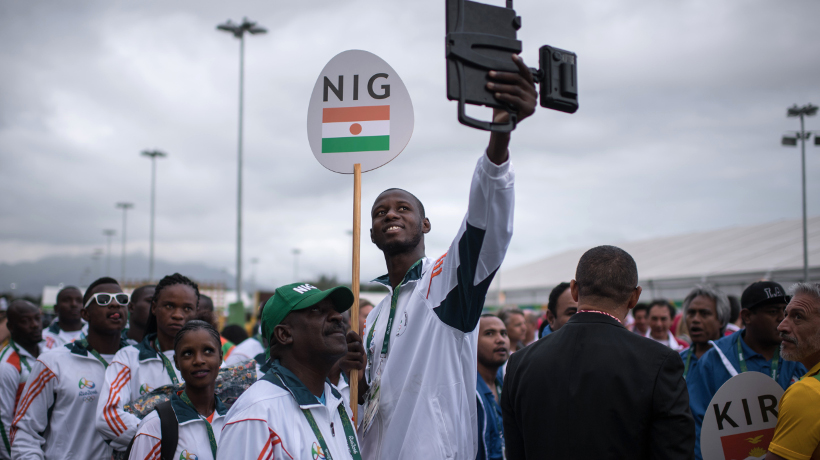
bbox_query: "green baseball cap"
[261,282,355,344]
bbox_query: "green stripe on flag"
[322,136,389,153]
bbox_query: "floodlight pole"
[141,149,167,281]
[103,229,116,276]
[217,18,267,301]
[116,202,134,283]
[786,103,818,282]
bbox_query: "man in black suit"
[501,245,695,459]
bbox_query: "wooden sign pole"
[350,163,362,427]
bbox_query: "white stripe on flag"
[321,120,390,139]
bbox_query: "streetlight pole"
[141,149,167,281]
[783,103,818,282]
[292,249,301,281]
[217,18,267,303]
[116,202,134,283]
[103,229,116,276]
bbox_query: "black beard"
[376,225,423,257]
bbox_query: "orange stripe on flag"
[323,105,389,123]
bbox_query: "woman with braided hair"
[129,320,226,460]
[96,273,199,455]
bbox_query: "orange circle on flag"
[349,123,363,135]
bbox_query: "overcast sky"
[1,0,819,290]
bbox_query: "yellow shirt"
[769,361,820,460]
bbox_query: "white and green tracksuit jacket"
[95,334,184,451]
[10,340,126,460]
[0,342,39,459]
[217,361,361,460]
[360,153,514,459]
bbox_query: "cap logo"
[293,284,318,295]
[764,287,783,299]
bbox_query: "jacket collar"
[169,392,228,425]
[135,333,161,361]
[47,321,61,334]
[262,360,342,408]
[372,257,426,288]
[67,336,129,357]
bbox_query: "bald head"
[8,300,38,322]
[8,300,42,347]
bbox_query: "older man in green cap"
[218,282,366,460]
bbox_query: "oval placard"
[701,372,785,460]
[306,50,414,174]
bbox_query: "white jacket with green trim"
[95,334,184,451]
[360,153,514,460]
[129,393,227,460]
[217,361,360,460]
[10,341,123,460]
[0,342,39,460]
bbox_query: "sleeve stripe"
[11,369,55,426]
[12,369,50,422]
[145,439,161,460]
[104,367,131,435]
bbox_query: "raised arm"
[486,54,538,164]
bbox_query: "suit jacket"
[501,311,695,460]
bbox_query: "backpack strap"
[156,400,179,460]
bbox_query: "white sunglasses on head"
[84,292,130,309]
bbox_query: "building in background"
[489,217,820,307]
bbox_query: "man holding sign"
[357,54,536,459]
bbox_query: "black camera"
[446,0,578,132]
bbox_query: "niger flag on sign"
[719,428,774,460]
[322,105,390,153]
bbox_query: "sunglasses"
[84,292,130,309]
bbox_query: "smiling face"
[275,299,348,365]
[370,189,430,257]
[548,288,578,332]
[82,283,127,335]
[55,287,83,325]
[174,328,222,391]
[477,316,509,369]
[685,295,722,345]
[152,285,198,341]
[779,293,820,366]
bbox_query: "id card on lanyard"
[362,259,422,434]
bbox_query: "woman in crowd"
[129,320,226,460]
[96,273,199,453]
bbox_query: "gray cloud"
[1,0,819,290]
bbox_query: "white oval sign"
[306,50,414,174]
[701,372,785,460]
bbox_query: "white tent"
[488,217,820,306]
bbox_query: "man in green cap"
[218,282,365,460]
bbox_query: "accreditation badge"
[361,379,381,434]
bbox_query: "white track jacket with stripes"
[10,340,126,460]
[96,334,184,451]
[360,153,514,459]
[0,342,39,460]
[129,393,227,460]
[217,361,360,460]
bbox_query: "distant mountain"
[0,253,235,296]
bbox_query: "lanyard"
[179,391,218,460]
[366,259,422,380]
[683,348,693,379]
[76,339,110,368]
[154,338,180,385]
[9,341,32,372]
[272,372,362,460]
[736,337,779,380]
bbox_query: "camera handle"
[447,32,523,132]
